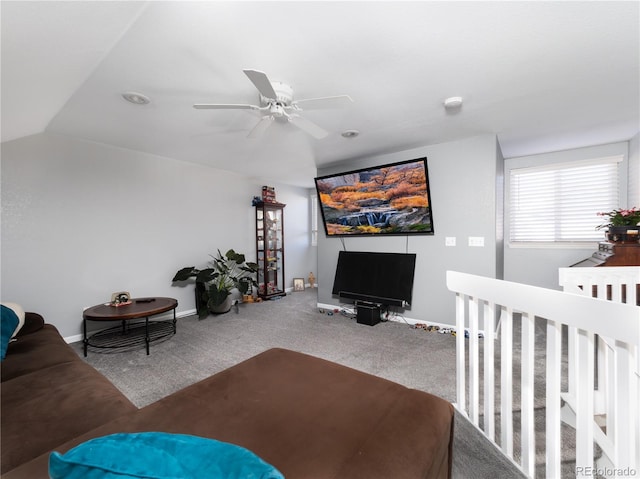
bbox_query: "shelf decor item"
[293,278,305,291]
[172,249,258,318]
[262,186,276,203]
[597,207,640,243]
[109,291,131,307]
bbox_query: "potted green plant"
[172,249,258,318]
[597,207,640,243]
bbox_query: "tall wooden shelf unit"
[255,201,286,300]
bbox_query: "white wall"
[316,134,502,326]
[504,141,630,289]
[277,186,318,285]
[1,132,314,338]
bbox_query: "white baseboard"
[284,283,315,293]
[64,308,197,344]
[65,333,84,344]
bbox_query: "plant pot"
[195,282,207,314]
[194,284,232,317]
[606,226,640,243]
[208,295,233,315]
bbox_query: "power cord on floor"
[317,306,356,320]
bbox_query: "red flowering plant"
[596,207,640,230]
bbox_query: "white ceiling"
[2,1,639,187]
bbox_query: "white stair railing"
[446,270,639,479]
[559,266,640,475]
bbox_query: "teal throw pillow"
[1,305,19,360]
[49,432,285,479]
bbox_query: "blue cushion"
[1,305,19,360]
[49,432,285,479]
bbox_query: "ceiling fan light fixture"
[341,129,359,138]
[122,91,151,105]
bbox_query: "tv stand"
[356,302,381,326]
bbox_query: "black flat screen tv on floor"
[314,157,434,237]
[332,251,417,308]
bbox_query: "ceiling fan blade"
[243,69,278,100]
[193,103,260,110]
[292,95,353,111]
[247,116,274,139]
[288,115,328,139]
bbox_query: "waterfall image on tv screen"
[314,157,434,236]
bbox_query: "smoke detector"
[443,97,463,109]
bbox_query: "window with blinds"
[509,156,622,243]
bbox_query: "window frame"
[310,192,318,246]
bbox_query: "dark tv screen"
[314,157,434,236]
[332,251,417,307]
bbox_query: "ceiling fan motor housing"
[260,81,293,107]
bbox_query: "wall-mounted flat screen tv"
[314,157,434,236]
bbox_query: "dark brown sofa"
[2,314,455,479]
[1,313,137,475]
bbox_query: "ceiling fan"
[194,69,353,139]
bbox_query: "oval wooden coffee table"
[83,297,178,356]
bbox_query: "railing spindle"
[501,306,514,458]
[546,319,562,478]
[456,292,467,414]
[484,301,496,441]
[469,297,480,425]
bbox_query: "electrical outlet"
[445,236,456,246]
[468,236,485,247]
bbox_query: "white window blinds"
[509,156,622,243]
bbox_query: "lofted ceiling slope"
[2,1,639,187]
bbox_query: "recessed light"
[341,129,359,138]
[122,91,151,105]
[443,97,463,109]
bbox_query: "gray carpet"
[72,289,526,479]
